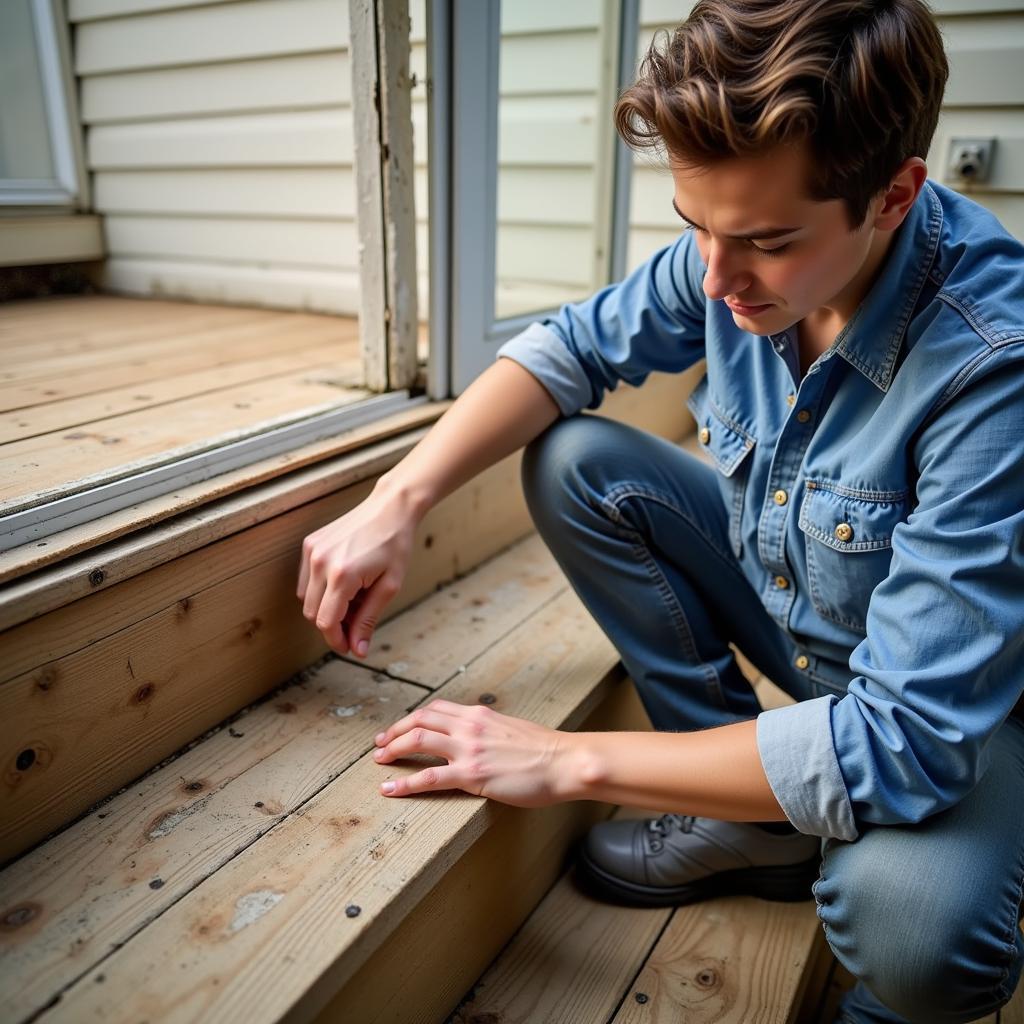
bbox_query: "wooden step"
[0,532,647,1023]
[445,803,831,1024]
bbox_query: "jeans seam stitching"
[601,483,736,568]
[599,485,733,709]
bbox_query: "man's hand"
[296,483,421,657]
[373,698,580,807]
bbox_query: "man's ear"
[874,157,928,231]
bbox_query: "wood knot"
[131,684,155,704]
[696,967,718,988]
[35,667,57,692]
[2,902,41,930]
[12,743,51,775]
[275,702,297,714]
[177,597,192,616]
[183,780,205,793]
[243,618,262,639]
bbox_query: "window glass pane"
[0,0,56,180]
[493,1,609,321]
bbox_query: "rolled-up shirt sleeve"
[758,348,1024,841]
[496,230,709,418]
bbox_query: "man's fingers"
[347,574,401,657]
[317,577,362,653]
[380,763,462,798]
[373,726,454,764]
[374,702,468,748]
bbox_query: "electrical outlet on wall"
[946,137,996,185]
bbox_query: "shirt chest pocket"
[686,378,756,560]
[798,480,909,634]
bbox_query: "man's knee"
[816,835,1020,1022]
[521,414,621,511]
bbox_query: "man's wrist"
[373,470,435,523]
[551,731,604,803]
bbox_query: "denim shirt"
[495,180,1024,842]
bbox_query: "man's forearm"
[559,718,788,822]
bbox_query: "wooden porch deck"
[0,295,372,514]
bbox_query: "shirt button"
[796,409,811,423]
[835,522,854,542]
[785,394,796,407]
[699,427,711,445]
[773,489,788,506]
[795,655,809,670]
[775,575,789,589]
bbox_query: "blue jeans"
[521,413,1024,1023]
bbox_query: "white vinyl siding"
[65,0,1023,314]
[69,0,373,314]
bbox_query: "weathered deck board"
[0,343,359,443]
[0,301,272,358]
[350,531,569,688]
[1,368,372,509]
[447,806,674,1024]
[0,315,358,407]
[609,893,825,1023]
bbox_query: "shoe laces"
[647,813,696,837]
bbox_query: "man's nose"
[701,241,751,301]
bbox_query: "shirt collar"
[831,182,943,393]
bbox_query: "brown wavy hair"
[615,0,948,227]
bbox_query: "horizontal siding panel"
[413,96,597,168]
[501,0,601,35]
[88,109,354,168]
[498,167,595,225]
[69,0,236,21]
[640,0,696,28]
[81,53,351,124]
[100,257,359,314]
[626,228,678,276]
[495,280,593,321]
[944,46,1024,106]
[500,31,600,95]
[0,216,105,268]
[93,169,357,218]
[74,0,348,76]
[103,215,357,269]
[497,223,594,290]
[934,1,1024,14]
[629,165,677,228]
[498,96,599,165]
[970,193,1024,239]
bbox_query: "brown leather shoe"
[574,813,821,907]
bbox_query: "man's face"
[670,143,886,336]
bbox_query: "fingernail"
[375,732,386,744]
[382,782,395,794]
[357,639,369,656]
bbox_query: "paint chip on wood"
[229,890,284,932]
